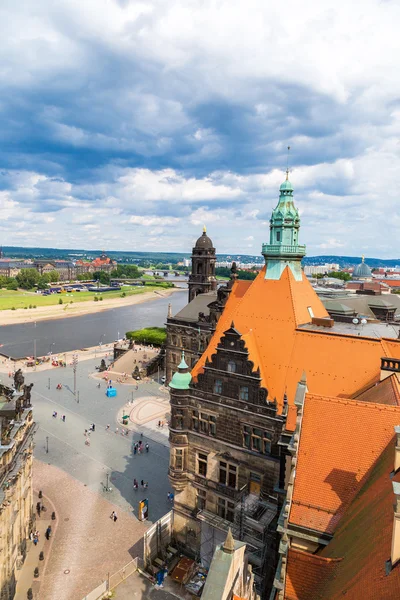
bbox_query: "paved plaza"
[11,355,173,599]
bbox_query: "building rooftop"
[192,266,400,413]
[172,290,218,322]
[285,439,400,599]
[289,393,400,535]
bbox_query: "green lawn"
[0,285,171,311]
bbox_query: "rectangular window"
[176,409,183,429]
[192,410,199,431]
[197,489,206,511]
[240,386,249,401]
[243,425,251,448]
[175,449,183,471]
[243,426,273,455]
[200,413,209,434]
[214,379,223,394]
[276,231,281,242]
[198,453,208,477]
[209,415,216,437]
[219,461,237,488]
[219,461,227,484]
[217,498,235,522]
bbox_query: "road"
[27,357,171,523]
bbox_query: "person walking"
[133,445,137,455]
[145,443,149,453]
[141,480,144,488]
[62,415,66,422]
[110,511,115,520]
[36,502,41,517]
[106,424,110,431]
[45,526,52,540]
[113,512,118,522]
[133,478,138,489]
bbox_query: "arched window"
[197,263,203,275]
[227,361,236,373]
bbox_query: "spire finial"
[203,224,207,233]
[223,528,235,553]
[286,145,291,180]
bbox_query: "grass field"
[0,285,170,311]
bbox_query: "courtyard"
[12,356,172,599]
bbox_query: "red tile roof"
[192,267,400,413]
[353,373,400,406]
[285,441,400,599]
[289,394,400,535]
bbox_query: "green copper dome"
[279,178,294,192]
[169,352,192,390]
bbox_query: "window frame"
[197,452,208,477]
[240,386,249,401]
[214,379,223,394]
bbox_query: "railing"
[262,243,306,255]
[193,474,247,500]
[381,357,400,373]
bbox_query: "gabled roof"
[289,394,400,535]
[285,440,400,600]
[353,373,400,406]
[192,266,400,413]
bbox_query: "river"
[0,289,187,359]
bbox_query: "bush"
[99,296,103,301]
[120,292,126,298]
[59,298,63,305]
[39,551,44,561]
[34,567,39,578]
[33,305,36,309]
[94,296,99,302]
[27,589,33,600]
[24,306,28,309]
[126,327,167,347]
[29,304,32,309]
[11,306,16,310]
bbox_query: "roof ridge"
[306,392,400,413]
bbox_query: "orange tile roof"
[353,373,400,406]
[192,267,400,413]
[285,441,400,600]
[284,550,341,600]
[289,394,400,535]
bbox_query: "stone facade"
[168,325,286,597]
[0,383,35,600]
[188,228,217,302]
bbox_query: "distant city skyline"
[1,1,399,256]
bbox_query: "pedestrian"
[144,482,148,489]
[36,502,41,517]
[110,511,115,520]
[133,445,137,455]
[106,424,110,431]
[85,437,90,446]
[62,415,66,422]
[115,427,119,434]
[158,420,161,428]
[133,478,138,489]
[45,526,52,540]
[167,492,171,502]
[52,411,57,418]
[29,531,34,542]
[33,536,38,546]
[140,432,143,439]
[145,443,149,452]
[113,512,117,522]
[141,480,144,488]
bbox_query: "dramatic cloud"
[0,0,399,256]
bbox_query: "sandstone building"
[0,383,35,599]
[167,171,400,598]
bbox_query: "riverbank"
[0,287,183,326]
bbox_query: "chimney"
[391,482,400,567]
[395,426,400,473]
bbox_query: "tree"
[126,327,167,346]
[48,270,60,282]
[6,279,18,290]
[93,271,110,285]
[327,271,351,282]
[37,274,51,290]
[16,268,40,289]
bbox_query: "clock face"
[230,342,235,347]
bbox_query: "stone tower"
[188,226,217,302]
[262,170,306,282]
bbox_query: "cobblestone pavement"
[113,571,192,600]
[18,461,148,600]
[27,358,171,521]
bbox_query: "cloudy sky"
[1,0,400,257]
